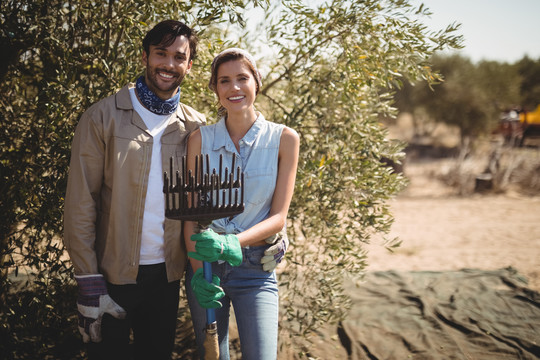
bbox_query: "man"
[63,20,205,359]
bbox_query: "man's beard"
[146,67,185,96]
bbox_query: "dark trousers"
[87,263,180,360]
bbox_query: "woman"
[184,48,300,359]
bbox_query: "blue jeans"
[186,245,279,360]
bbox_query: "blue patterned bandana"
[135,76,180,115]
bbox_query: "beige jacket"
[63,83,205,284]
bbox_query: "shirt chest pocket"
[244,166,276,206]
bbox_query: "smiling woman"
[183,48,300,360]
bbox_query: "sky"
[409,0,540,63]
[244,0,539,66]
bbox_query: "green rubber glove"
[191,268,225,309]
[188,229,243,267]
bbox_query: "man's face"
[142,35,192,100]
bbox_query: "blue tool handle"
[203,261,216,324]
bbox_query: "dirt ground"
[365,159,540,292]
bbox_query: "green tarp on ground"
[310,268,540,359]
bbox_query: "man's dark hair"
[142,20,198,61]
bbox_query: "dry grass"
[432,138,540,196]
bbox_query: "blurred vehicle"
[519,104,540,146]
[496,105,540,146]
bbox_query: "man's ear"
[185,59,193,75]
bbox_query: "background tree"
[475,60,521,111]
[0,0,462,357]
[515,56,540,111]
[395,54,522,149]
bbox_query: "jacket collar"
[213,113,265,151]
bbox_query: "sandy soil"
[365,160,540,291]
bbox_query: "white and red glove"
[261,231,289,272]
[75,274,127,343]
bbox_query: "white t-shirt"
[129,88,171,265]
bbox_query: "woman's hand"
[188,229,243,266]
[191,268,225,309]
[261,231,289,272]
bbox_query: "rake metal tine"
[194,155,199,191]
[182,156,186,190]
[219,154,223,181]
[164,171,169,211]
[215,169,220,209]
[241,172,244,206]
[174,170,179,211]
[222,189,226,210]
[180,157,186,212]
[170,157,173,185]
[229,172,233,209]
[199,154,204,190]
[210,173,215,209]
[231,155,236,181]
[204,172,209,191]
[235,167,241,187]
[164,158,170,191]
[188,170,194,210]
[205,154,210,184]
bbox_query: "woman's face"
[215,59,257,116]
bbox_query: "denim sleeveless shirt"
[200,114,284,234]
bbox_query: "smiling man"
[63,20,207,359]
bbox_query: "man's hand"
[261,231,289,272]
[75,274,127,343]
[191,268,225,309]
[188,229,243,266]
